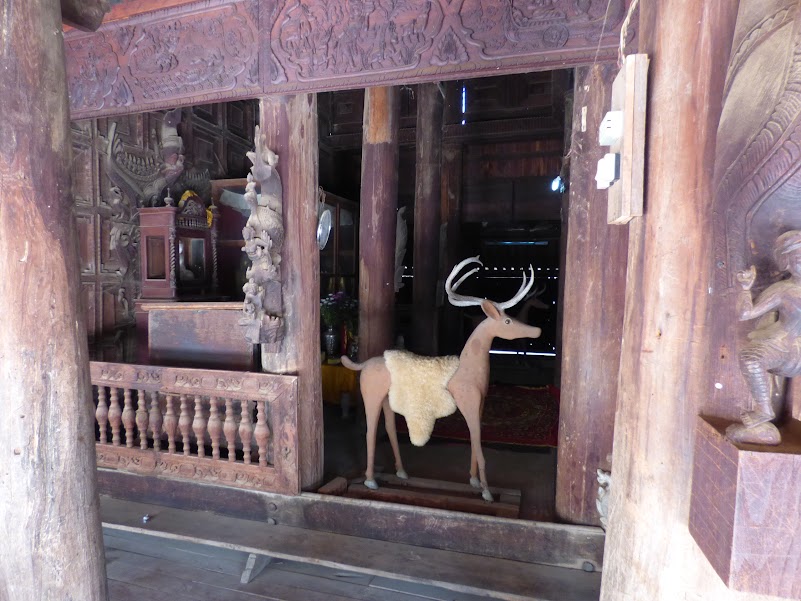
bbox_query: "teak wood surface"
[63,0,635,120]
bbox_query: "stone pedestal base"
[689,416,801,599]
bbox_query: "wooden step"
[101,496,600,601]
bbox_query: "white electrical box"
[599,111,623,146]
[601,53,649,225]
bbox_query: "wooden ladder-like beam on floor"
[101,496,601,601]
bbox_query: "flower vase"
[323,325,339,361]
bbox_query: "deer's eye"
[504,318,511,325]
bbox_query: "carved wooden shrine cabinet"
[139,200,219,300]
[689,0,801,597]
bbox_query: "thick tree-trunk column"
[601,2,742,600]
[438,144,464,356]
[0,0,108,598]
[555,64,627,527]
[359,87,400,360]
[259,95,323,490]
[411,83,444,355]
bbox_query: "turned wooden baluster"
[163,394,177,454]
[208,397,222,460]
[121,388,135,448]
[96,386,109,444]
[223,398,237,462]
[149,391,163,452]
[254,400,271,467]
[108,387,122,447]
[178,394,192,456]
[239,399,254,465]
[136,389,149,450]
[192,395,206,458]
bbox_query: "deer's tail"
[340,356,365,371]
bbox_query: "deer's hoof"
[396,469,409,480]
[364,478,379,490]
[470,477,481,489]
[482,489,494,503]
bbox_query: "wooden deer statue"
[341,256,542,502]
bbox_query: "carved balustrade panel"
[90,361,299,494]
[65,0,633,120]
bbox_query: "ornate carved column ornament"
[240,125,285,350]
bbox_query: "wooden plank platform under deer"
[342,256,542,502]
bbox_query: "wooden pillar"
[555,64,627,526]
[411,83,444,355]
[359,87,400,360]
[259,95,323,490]
[438,143,464,356]
[0,0,108,598]
[600,2,740,600]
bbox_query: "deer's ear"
[481,300,501,320]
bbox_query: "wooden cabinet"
[319,191,358,296]
[139,199,218,300]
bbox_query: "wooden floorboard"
[101,496,600,601]
[106,545,454,601]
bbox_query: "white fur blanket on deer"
[384,350,460,447]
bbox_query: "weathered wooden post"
[411,83,445,355]
[259,94,323,490]
[556,64,627,527]
[0,0,109,598]
[600,2,740,599]
[359,87,400,360]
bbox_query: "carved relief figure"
[460,0,625,58]
[274,0,440,79]
[103,108,186,207]
[239,126,285,349]
[727,230,801,445]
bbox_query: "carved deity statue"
[239,126,284,349]
[727,230,801,445]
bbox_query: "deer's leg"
[382,398,407,479]
[363,394,384,490]
[461,396,493,503]
[469,395,487,489]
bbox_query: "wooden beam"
[555,64,626,527]
[358,87,400,360]
[411,83,445,355]
[258,95,323,491]
[63,0,636,120]
[97,469,607,572]
[60,0,109,32]
[600,1,740,599]
[0,0,107,598]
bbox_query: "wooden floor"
[105,529,501,601]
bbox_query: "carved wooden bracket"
[240,125,285,348]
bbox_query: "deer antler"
[496,265,536,310]
[446,256,486,307]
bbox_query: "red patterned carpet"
[397,384,560,447]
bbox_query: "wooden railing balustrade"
[91,361,299,494]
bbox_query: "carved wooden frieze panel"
[65,0,632,119]
[67,0,260,119]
